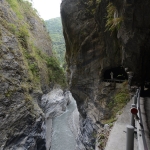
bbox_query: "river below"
[50,92,78,150]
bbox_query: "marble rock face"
[61,0,150,149]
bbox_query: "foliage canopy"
[45,17,66,66]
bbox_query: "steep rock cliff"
[0,0,65,149]
[61,0,150,149]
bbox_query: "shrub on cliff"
[105,2,123,32]
[46,56,67,88]
[104,81,130,124]
[17,25,29,49]
[6,0,38,19]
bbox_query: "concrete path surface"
[140,97,150,150]
[105,98,137,150]
[145,97,150,137]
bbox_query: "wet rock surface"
[41,89,79,150]
[41,88,70,150]
[41,89,71,119]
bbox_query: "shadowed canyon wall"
[61,0,150,149]
[0,0,66,149]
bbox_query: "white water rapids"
[41,89,79,150]
[51,94,79,150]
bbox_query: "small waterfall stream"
[50,94,78,150]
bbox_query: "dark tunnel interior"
[103,66,128,80]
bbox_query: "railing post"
[133,95,137,104]
[131,104,136,127]
[126,125,134,150]
[136,89,139,97]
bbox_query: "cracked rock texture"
[61,0,150,149]
[0,0,53,149]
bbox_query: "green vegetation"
[8,23,17,34]
[96,0,101,3]
[6,0,23,19]
[98,131,109,149]
[5,90,13,97]
[46,57,66,87]
[4,0,66,88]
[6,0,38,19]
[103,81,130,124]
[110,81,129,111]
[99,81,129,149]
[45,17,66,66]
[105,3,123,32]
[17,25,29,49]
[85,0,101,16]
[29,63,39,75]
[21,44,66,88]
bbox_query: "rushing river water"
[50,93,78,150]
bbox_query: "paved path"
[141,97,150,150]
[105,98,137,150]
[145,97,150,135]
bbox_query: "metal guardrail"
[103,79,125,83]
[126,89,149,150]
[136,89,148,150]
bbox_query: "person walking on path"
[110,72,114,80]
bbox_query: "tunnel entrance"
[103,66,128,82]
[139,35,150,97]
[141,83,150,97]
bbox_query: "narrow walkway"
[141,97,150,150]
[105,98,137,150]
[103,79,125,83]
[145,97,150,135]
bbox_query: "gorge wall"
[61,0,150,149]
[0,0,66,149]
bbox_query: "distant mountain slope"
[45,17,65,65]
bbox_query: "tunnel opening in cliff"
[103,66,128,81]
[139,35,150,97]
[137,36,150,140]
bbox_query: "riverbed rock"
[41,89,70,119]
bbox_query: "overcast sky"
[32,0,61,20]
